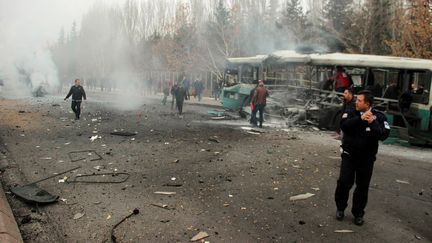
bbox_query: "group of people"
[161,77,205,116]
[63,76,391,227]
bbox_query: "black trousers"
[176,100,184,114]
[71,100,82,119]
[251,104,265,126]
[335,153,375,217]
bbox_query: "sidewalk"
[0,181,23,243]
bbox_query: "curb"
[0,182,23,243]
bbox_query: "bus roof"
[227,51,432,71]
[267,51,432,71]
[309,53,432,71]
[227,55,267,67]
[266,50,311,64]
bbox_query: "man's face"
[356,94,369,112]
[343,90,352,102]
[75,79,81,86]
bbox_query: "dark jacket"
[65,85,86,101]
[252,86,269,105]
[342,97,356,113]
[340,108,390,158]
[175,86,187,101]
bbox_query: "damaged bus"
[223,51,432,146]
[222,55,268,111]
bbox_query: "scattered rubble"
[73,212,85,220]
[110,131,137,137]
[396,180,410,185]
[68,150,103,162]
[110,208,140,242]
[191,231,209,242]
[154,191,176,195]
[289,193,315,201]
[334,230,354,233]
[11,166,80,204]
[68,172,130,184]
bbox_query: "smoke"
[0,0,127,98]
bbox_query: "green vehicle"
[223,51,432,145]
[222,55,267,112]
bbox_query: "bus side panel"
[416,108,431,131]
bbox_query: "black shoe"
[259,124,263,128]
[354,217,364,226]
[336,210,344,221]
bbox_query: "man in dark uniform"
[175,84,187,115]
[335,90,390,226]
[64,79,87,120]
[342,88,355,112]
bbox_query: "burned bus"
[223,51,432,145]
[222,55,268,111]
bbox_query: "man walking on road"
[335,90,390,226]
[64,79,87,120]
[181,76,190,100]
[251,80,268,128]
[175,84,187,116]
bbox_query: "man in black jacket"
[335,90,390,226]
[64,79,86,120]
[175,84,187,115]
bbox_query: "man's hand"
[362,111,375,124]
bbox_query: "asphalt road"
[0,91,431,242]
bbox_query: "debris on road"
[68,150,103,162]
[11,166,81,204]
[334,230,354,233]
[154,191,176,195]
[241,126,265,134]
[69,172,130,184]
[73,212,85,220]
[247,131,261,135]
[289,193,315,201]
[190,231,209,242]
[110,131,137,137]
[208,137,220,143]
[396,179,410,184]
[150,203,172,210]
[163,183,183,187]
[90,135,102,142]
[111,208,140,242]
